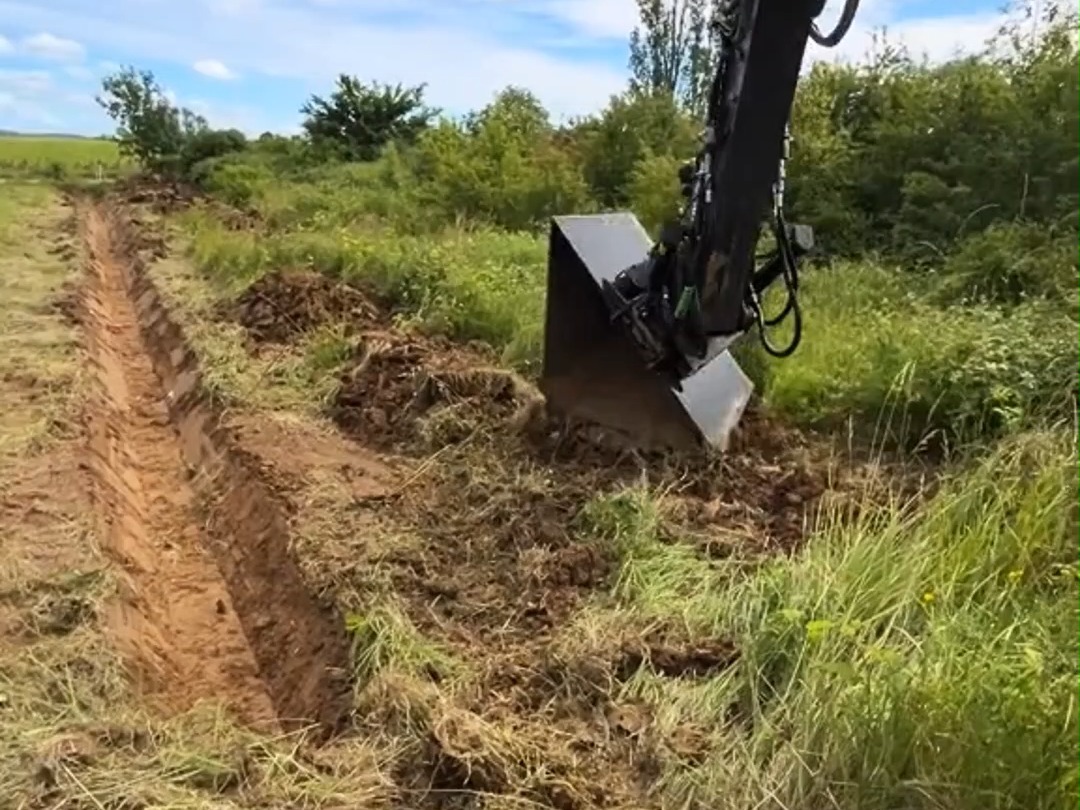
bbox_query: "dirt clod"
[617,635,739,680]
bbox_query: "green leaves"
[299,75,438,162]
[96,67,247,179]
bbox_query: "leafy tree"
[574,90,698,207]
[628,0,720,113]
[300,75,438,161]
[97,67,247,178]
[411,87,592,230]
[96,67,200,173]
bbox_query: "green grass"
[581,427,1078,809]
[0,135,129,180]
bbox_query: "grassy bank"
[582,427,1077,808]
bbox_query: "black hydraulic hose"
[756,216,803,357]
[810,0,860,48]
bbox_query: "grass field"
[0,135,129,180]
[0,104,1074,808]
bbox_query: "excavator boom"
[540,0,858,451]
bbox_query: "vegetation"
[0,135,128,179]
[2,0,1075,807]
[109,0,1076,449]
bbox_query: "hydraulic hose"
[810,0,860,48]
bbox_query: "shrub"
[763,262,1078,448]
[935,220,1078,305]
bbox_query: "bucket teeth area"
[539,213,753,452]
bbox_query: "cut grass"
[149,240,356,412]
[0,185,83,459]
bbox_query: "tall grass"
[584,427,1078,809]
[184,192,1077,446]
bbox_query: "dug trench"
[78,199,353,737]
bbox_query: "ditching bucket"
[539,213,754,453]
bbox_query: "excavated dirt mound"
[328,323,829,553]
[331,329,535,450]
[228,269,383,344]
[77,200,354,738]
[315,318,832,676]
[111,174,200,214]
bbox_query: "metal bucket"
[539,213,754,453]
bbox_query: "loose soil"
[227,267,384,344]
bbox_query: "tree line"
[97,0,1077,305]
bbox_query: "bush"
[410,88,594,231]
[935,220,1078,305]
[763,262,1078,448]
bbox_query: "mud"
[227,268,383,344]
[78,202,353,736]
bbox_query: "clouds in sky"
[193,58,239,81]
[0,0,1023,135]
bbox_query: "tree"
[300,75,438,162]
[96,67,247,178]
[628,0,718,113]
[96,67,201,172]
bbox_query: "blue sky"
[0,0,1019,136]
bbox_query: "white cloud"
[21,31,85,61]
[0,68,53,95]
[193,58,238,80]
[0,33,13,54]
[535,0,638,39]
[64,64,95,81]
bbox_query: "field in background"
[0,135,130,180]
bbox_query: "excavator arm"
[540,0,859,451]
[604,0,858,381]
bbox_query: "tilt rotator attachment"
[538,213,814,453]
